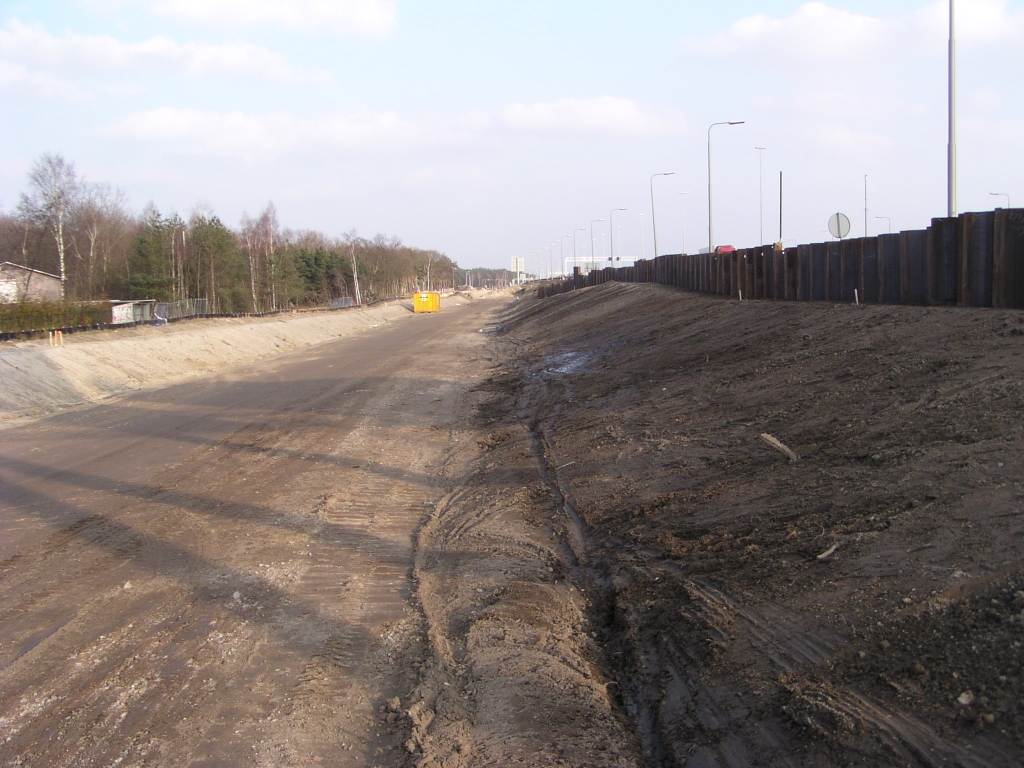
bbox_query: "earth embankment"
[0,301,424,421]
[439,282,1024,766]
[3,279,1023,767]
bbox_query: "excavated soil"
[3,281,1024,767]
[412,282,1024,767]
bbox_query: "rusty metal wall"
[879,234,900,303]
[960,212,994,308]
[993,209,1024,308]
[536,207,1024,309]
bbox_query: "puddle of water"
[543,351,593,375]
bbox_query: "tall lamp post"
[875,216,892,234]
[590,219,605,267]
[708,121,745,254]
[990,192,1010,209]
[650,172,674,258]
[609,208,627,262]
[948,0,957,218]
[755,146,766,245]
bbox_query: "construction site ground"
[1,283,1022,767]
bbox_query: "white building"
[0,262,62,303]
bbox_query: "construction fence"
[538,208,1024,310]
[154,298,209,321]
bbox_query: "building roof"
[0,262,61,281]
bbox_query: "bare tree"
[240,213,262,312]
[337,231,362,305]
[349,243,362,305]
[17,153,81,300]
[258,203,280,311]
[70,182,130,298]
[240,203,282,312]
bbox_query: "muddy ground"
[418,282,1022,767]
[2,282,1023,767]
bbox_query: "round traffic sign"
[828,212,851,239]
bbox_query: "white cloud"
[914,0,1023,44]
[100,107,416,157]
[99,98,684,159]
[0,19,327,84]
[692,0,1024,65]
[0,60,78,98]
[499,97,682,137]
[150,0,397,35]
[693,3,892,62]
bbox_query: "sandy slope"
[0,302,421,421]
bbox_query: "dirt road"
[0,296,505,767]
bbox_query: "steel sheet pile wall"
[537,208,1024,309]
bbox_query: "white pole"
[948,0,957,218]
[864,175,869,237]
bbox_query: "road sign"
[828,212,852,240]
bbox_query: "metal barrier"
[538,208,1024,309]
[154,298,209,321]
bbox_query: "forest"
[1,153,508,314]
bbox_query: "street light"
[948,0,957,217]
[875,216,892,234]
[990,192,1010,209]
[610,208,627,262]
[755,146,766,245]
[573,228,586,272]
[590,219,605,266]
[679,192,688,254]
[708,121,745,254]
[650,172,674,258]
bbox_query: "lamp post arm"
[707,121,744,254]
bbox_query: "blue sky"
[2,1,1022,271]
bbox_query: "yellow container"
[414,292,441,313]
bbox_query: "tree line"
[0,153,485,311]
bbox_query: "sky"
[2,0,1023,272]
